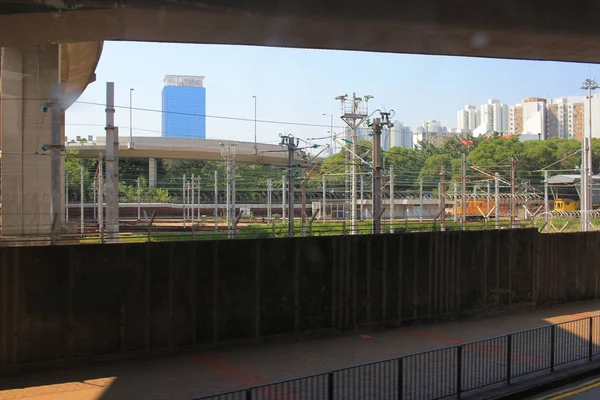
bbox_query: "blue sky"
[66,41,600,146]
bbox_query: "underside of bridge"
[1,0,600,63]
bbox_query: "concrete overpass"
[66,136,290,165]
[64,136,291,187]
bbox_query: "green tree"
[467,136,523,167]
[65,149,92,202]
[418,154,455,183]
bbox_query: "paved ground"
[530,376,600,399]
[2,301,600,400]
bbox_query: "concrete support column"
[1,45,64,239]
[149,157,157,188]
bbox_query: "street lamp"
[129,88,134,148]
[252,95,257,154]
[322,113,334,154]
[580,78,599,231]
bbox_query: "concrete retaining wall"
[0,229,598,368]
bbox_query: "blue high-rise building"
[162,75,206,139]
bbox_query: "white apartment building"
[457,105,481,132]
[472,99,509,135]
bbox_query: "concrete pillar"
[149,157,157,188]
[1,45,64,239]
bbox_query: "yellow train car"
[553,199,580,212]
[451,200,497,219]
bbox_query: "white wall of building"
[473,99,509,135]
[522,100,546,138]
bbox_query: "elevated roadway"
[64,136,291,165]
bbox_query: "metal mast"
[336,93,372,234]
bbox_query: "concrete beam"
[1,5,600,63]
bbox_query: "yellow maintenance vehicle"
[548,174,600,211]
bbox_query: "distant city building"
[421,131,456,146]
[473,99,509,135]
[457,95,600,142]
[422,120,444,133]
[457,105,481,132]
[546,97,583,139]
[413,121,451,147]
[162,75,206,139]
[402,126,414,148]
[508,97,547,139]
[389,121,403,148]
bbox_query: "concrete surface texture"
[1,301,600,400]
[2,2,600,63]
[0,42,101,237]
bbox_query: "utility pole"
[337,93,372,235]
[65,172,69,223]
[231,160,237,238]
[137,177,141,222]
[183,174,187,228]
[461,153,467,231]
[280,134,299,237]
[282,174,287,221]
[390,166,395,233]
[197,177,201,221]
[369,112,393,234]
[419,179,423,223]
[220,143,236,239]
[371,117,383,234]
[98,154,104,244]
[80,165,84,235]
[105,82,119,243]
[191,174,195,226]
[581,78,598,231]
[93,178,97,221]
[322,174,326,222]
[267,179,272,224]
[360,174,364,221]
[495,172,500,229]
[543,170,549,232]
[440,165,446,232]
[486,181,491,230]
[301,171,307,236]
[453,182,458,222]
[510,157,516,229]
[214,170,218,231]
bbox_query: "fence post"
[245,388,252,400]
[551,325,556,372]
[590,317,594,361]
[328,372,334,400]
[507,334,512,384]
[456,346,462,398]
[397,357,403,400]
